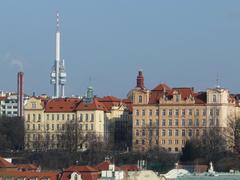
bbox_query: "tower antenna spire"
[216,73,220,88]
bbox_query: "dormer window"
[139,95,142,103]
[31,102,36,109]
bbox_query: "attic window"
[60,107,63,109]
[49,107,53,109]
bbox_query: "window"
[182,129,186,136]
[149,110,152,116]
[196,129,200,136]
[195,119,199,127]
[79,124,82,130]
[210,109,213,116]
[27,114,30,121]
[91,124,94,130]
[86,114,89,121]
[142,109,145,116]
[62,114,64,120]
[142,130,145,136]
[156,109,159,116]
[162,140,166,144]
[142,140,145,145]
[67,114,70,120]
[136,119,139,126]
[156,119,159,127]
[168,140,172,145]
[80,114,83,122]
[33,114,36,121]
[175,109,179,116]
[57,124,59,130]
[136,130,139,136]
[162,119,166,126]
[182,109,185,116]
[139,96,142,103]
[142,119,145,126]
[182,119,185,126]
[175,119,178,126]
[91,113,94,121]
[32,103,36,109]
[195,109,199,116]
[32,124,35,130]
[38,124,40,130]
[169,129,172,136]
[189,109,192,116]
[202,119,207,126]
[169,109,172,116]
[175,129,179,136]
[216,109,220,116]
[175,140,179,145]
[149,119,152,126]
[47,114,49,120]
[136,109,139,116]
[188,129,192,137]
[57,114,59,120]
[213,94,217,102]
[62,124,65,131]
[136,140,139,144]
[149,130,153,137]
[162,129,166,136]
[162,109,166,116]
[52,114,54,120]
[52,124,54,130]
[85,124,88,130]
[156,130,159,136]
[27,124,30,130]
[47,124,49,130]
[188,119,193,126]
[203,109,207,116]
[169,119,172,126]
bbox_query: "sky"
[0,1,240,98]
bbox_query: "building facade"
[24,89,132,151]
[131,71,240,152]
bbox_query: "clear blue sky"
[0,0,240,98]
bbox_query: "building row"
[24,87,132,151]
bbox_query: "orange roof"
[65,165,98,172]
[95,160,121,171]
[76,99,106,111]
[45,98,81,113]
[119,165,139,171]
[0,157,16,168]
[149,83,206,105]
[0,171,59,180]
[16,164,38,170]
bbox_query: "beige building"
[130,71,240,152]
[24,88,132,151]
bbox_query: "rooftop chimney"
[136,70,144,89]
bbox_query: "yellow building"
[130,71,239,152]
[24,90,132,151]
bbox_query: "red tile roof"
[76,99,107,111]
[15,164,38,171]
[0,171,59,180]
[149,84,206,105]
[0,157,16,168]
[0,96,7,101]
[119,165,139,171]
[45,98,81,113]
[65,165,98,172]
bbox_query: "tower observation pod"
[50,12,67,98]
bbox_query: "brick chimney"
[136,70,144,89]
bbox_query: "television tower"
[50,12,67,98]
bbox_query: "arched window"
[213,95,217,103]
